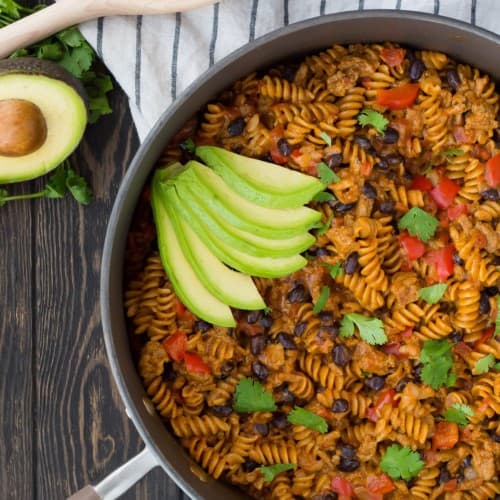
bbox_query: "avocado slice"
[196,146,324,206]
[173,180,315,257]
[151,174,235,327]
[164,186,307,278]
[0,58,88,183]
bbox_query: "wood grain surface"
[0,2,187,498]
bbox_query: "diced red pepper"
[447,203,468,221]
[380,48,406,67]
[400,232,426,260]
[184,352,211,374]
[474,326,495,349]
[367,388,398,422]
[402,327,413,339]
[433,421,459,449]
[175,300,186,316]
[367,474,396,495]
[162,331,187,362]
[331,477,355,498]
[410,174,433,191]
[424,244,455,281]
[376,83,419,110]
[269,146,288,165]
[485,153,500,187]
[291,148,302,158]
[361,161,373,177]
[444,479,458,492]
[430,177,460,208]
[383,342,409,359]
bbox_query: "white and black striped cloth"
[79,0,499,141]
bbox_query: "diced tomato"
[430,177,460,208]
[175,300,186,316]
[485,153,500,187]
[410,174,433,191]
[444,479,458,492]
[474,326,495,349]
[400,232,426,260]
[433,421,459,449]
[269,146,288,165]
[162,331,187,362]
[184,352,211,374]
[376,83,419,110]
[380,48,406,67]
[367,474,395,495]
[291,148,302,158]
[367,389,397,422]
[331,477,355,499]
[447,203,468,221]
[402,327,413,339]
[383,342,409,359]
[424,244,455,281]
[361,161,373,177]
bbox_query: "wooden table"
[0,3,186,498]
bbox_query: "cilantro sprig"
[474,354,495,375]
[340,313,387,345]
[312,212,333,236]
[419,340,455,389]
[444,403,474,427]
[329,262,343,279]
[287,406,328,433]
[418,283,447,304]
[233,377,276,413]
[398,207,439,242]
[260,463,296,482]
[317,162,340,185]
[319,131,332,146]
[313,191,336,203]
[313,286,330,314]
[357,109,389,134]
[0,160,92,206]
[381,444,424,480]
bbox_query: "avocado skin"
[0,58,88,113]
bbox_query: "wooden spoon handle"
[0,0,217,59]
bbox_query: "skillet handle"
[67,448,159,500]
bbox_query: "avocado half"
[0,58,88,183]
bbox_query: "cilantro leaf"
[44,165,68,198]
[66,168,93,205]
[444,403,474,427]
[357,109,389,134]
[495,296,500,336]
[181,138,196,154]
[263,306,272,314]
[340,313,387,345]
[35,42,63,61]
[260,464,296,482]
[442,149,464,157]
[381,444,424,480]
[0,0,22,19]
[398,207,439,242]
[474,354,495,375]
[313,212,333,236]
[58,42,94,78]
[418,283,447,304]
[420,340,455,389]
[233,378,277,413]
[313,191,335,203]
[319,131,332,146]
[313,286,330,314]
[329,262,343,279]
[495,362,500,371]
[56,26,86,48]
[317,162,340,185]
[287,406,328,433]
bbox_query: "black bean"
[379,200,395,213]
[326,153,343,169]
[246,310,261,324]
[332,345,351,368]
[319,326,339,339]
[259,313,273,329]
[227,328,234,336]
[334,202,356,213]
[221,361,234,373]
[366,147,378,157]
[271,411,291,429]
[374,158,389,170]
[364,376,385,391]
[406,48,417,63]
[281,65,297,83]
[462,455,473,468]
[382,126,400,144]
[448,331,463,343]
[447,69,461,91]
[319,311,333,324]
[162,362,176,382]
[339,444,357,458]
[485,286,499,297]
[384,153,403,165]
[276,332,297,350]
[453,252,465,266]
[490,432,500,443]
[279,387,295,405]
[315,247,330,257]
[362,181,377,199]
[332,398,349,413]
[294,321,307,337]
[311,494,335,500]
[278,138,291,157]
[212,405,233,417]
[250,335,267,355]
[242,459,260,472]
[481,188,500,201]
[254,423,269,436]
[337,457,360,472]
[480,292,491,315]
[344,252,359,275]
[405,478,417,489]
[413,364,422,379]
[396,377,411,393]
[409,59,425,81]
[354,135,371,149]
[252,361,269,380]
[438,463,451,484]
[227,118,246,136]
[194,320,212,333]
[287,284,310,303]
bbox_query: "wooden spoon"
[0,0,218,59]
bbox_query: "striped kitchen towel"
[79,0,499,141]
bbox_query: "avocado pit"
[0,98,47,157]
